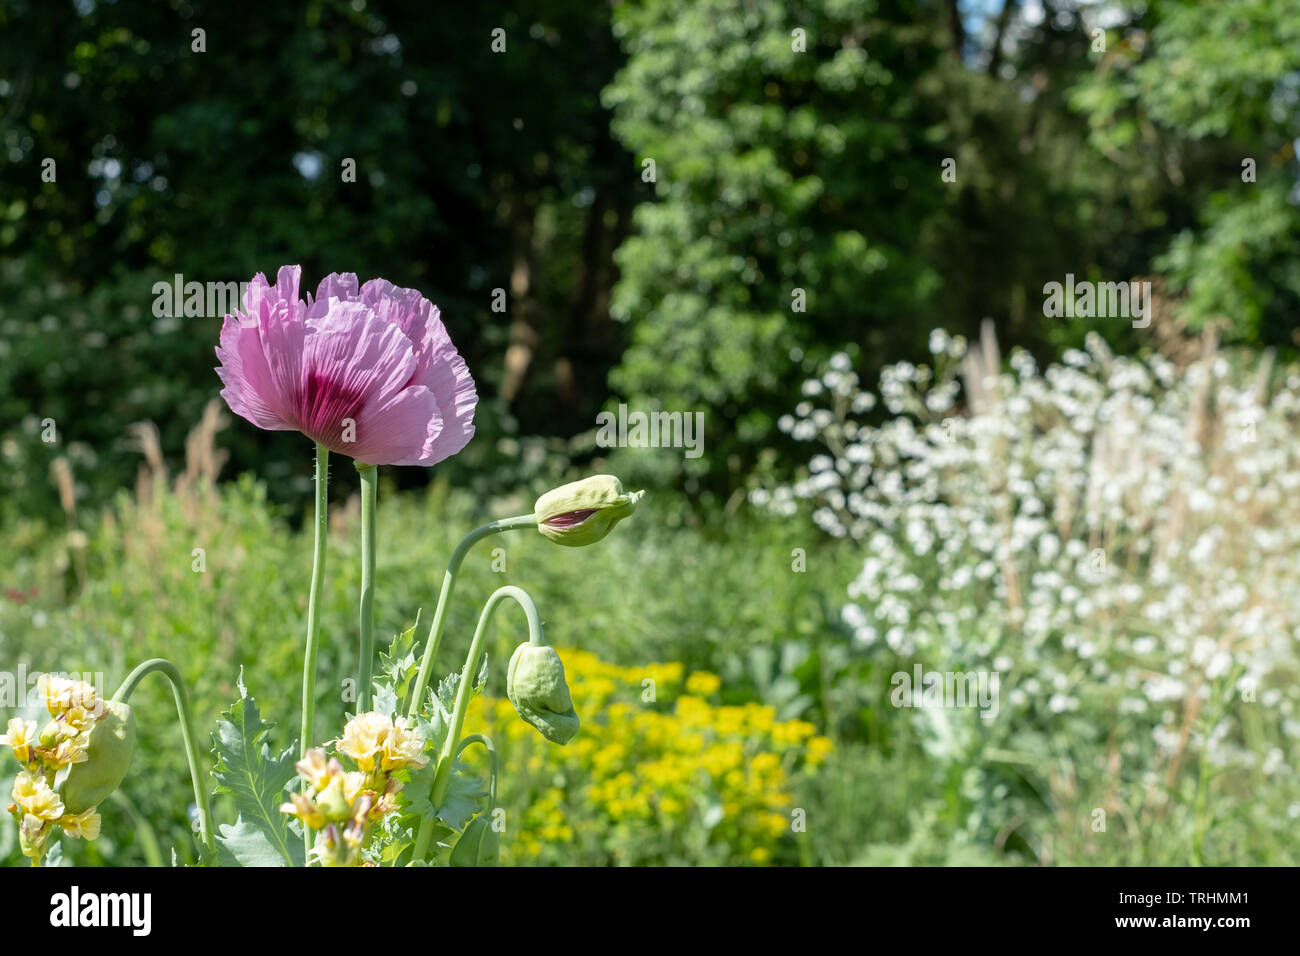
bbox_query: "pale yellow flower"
[295,749,333,790]
[60,705,99,736]
[280,792,327,830]
[0,718,37,763]
[341,771,368,806]
[337,712,392,771]
[37,676,99,716]
[12,771,64,821]
[59,809,102,840]
[380,717,428,771]
[45,733,91,771]
[315,775,355,822]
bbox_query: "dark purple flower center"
[295,370,368,449]
[544,509,599,528]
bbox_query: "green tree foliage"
[604,0,952,492]
[0,0,637,520]
[2,0,1296,511]
[1069,0,1300,345]
[604,0,1300,493]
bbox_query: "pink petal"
[417,344,477,465]
[215,266,477,468]
[214,311,294,431]
[291,300,422,459]
[314,272,359,305]
[350,385,443,466]
[358,279,477,464]
[256,299,309,428]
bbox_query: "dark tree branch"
[988,0,1020,76]
[946,0,966,60]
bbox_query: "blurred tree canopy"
[604,0,1300,496]
[1,0,1296,519]
[0,0,642,518]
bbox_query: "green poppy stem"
[410,584,542,863]
[112,658,214,859]
[300,443,329,759]
[455,734,498,806]
[405,513,537,721]
[297,444,331,863]
[357,462,378,713]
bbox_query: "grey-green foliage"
[210,676,304,867]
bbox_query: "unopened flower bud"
[60,699,135,814]
[316,775,353,822]
[18,812,48,859]
[534,475,643,548]
[506,643,579,745]
[38,721,61,749]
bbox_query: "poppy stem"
[300,442,329,863]
[454,734,498,806]
[111,658,214,859]
[405,513,538,722]
[300,444,329,757]
[410,584,541,863]
[357,462,379,713]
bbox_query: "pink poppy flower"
[215,266,477,466]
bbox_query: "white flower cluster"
[761,329,1300,787]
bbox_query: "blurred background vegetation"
[1,0,1298,866]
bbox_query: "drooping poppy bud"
[534,475,644,548]
[506,643,580,744]
[60,699,135,814]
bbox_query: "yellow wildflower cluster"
[464,649,833,865]
[1,677,110,862]
[282,712,428,866]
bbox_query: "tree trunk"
[500,200,539,405]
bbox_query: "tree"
[604,0,952,493]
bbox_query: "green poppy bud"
[60,700,136,814]
[507,643,580,745]
[534,475,644,548]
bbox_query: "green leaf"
[369,812,415,866]
[450,815,499,867]
[216,817,302,868]
[435,759,489,832]
[210,673,302,867]
[401,751,486,833]
[379,612,421,713]
[424,673,459,749]
[402,757,439,817]
[372,682,399,721]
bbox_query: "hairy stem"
[301,443,329,758]
[357,462,378,712]
[300,443,330,862]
